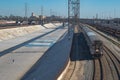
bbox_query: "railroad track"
[92,45,120,80]
[103,45,120,80]
[61,35,77,80]
[93,59,103,80]
[62,34,80,80]
[61,24,120,80]
[61,26,85,80]
[82,24,120,80]
[62,59,77,80]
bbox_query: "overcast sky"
[0,0,120,19]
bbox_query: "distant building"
[30,12,46,21]
[31,12,39,18]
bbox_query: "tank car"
[82,26,103,58]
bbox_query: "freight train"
[82,26,103,58]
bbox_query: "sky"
[0,0,120,19]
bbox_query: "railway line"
[60,24,120,80]
[61,25,86,80]
[93,45,120,80]
[86,24,120,80]
[62,39,77,80]
[103,46,120,80]
[93,59,103,80]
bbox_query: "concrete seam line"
[57,59,71,80]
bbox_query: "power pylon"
[68,0,80,25]
[68,0,80,37]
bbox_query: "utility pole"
[25,3,28,21]
[114,8,116,18]
[49,9,52,22]
[96,13,98,19]
[41,6,44,25]
[41,6,43,16]
[50,9,52,16]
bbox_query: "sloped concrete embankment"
[0,25,45,41]
[44,23,62,28]
[0,23,62,42]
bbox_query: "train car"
[82,26,103,58]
